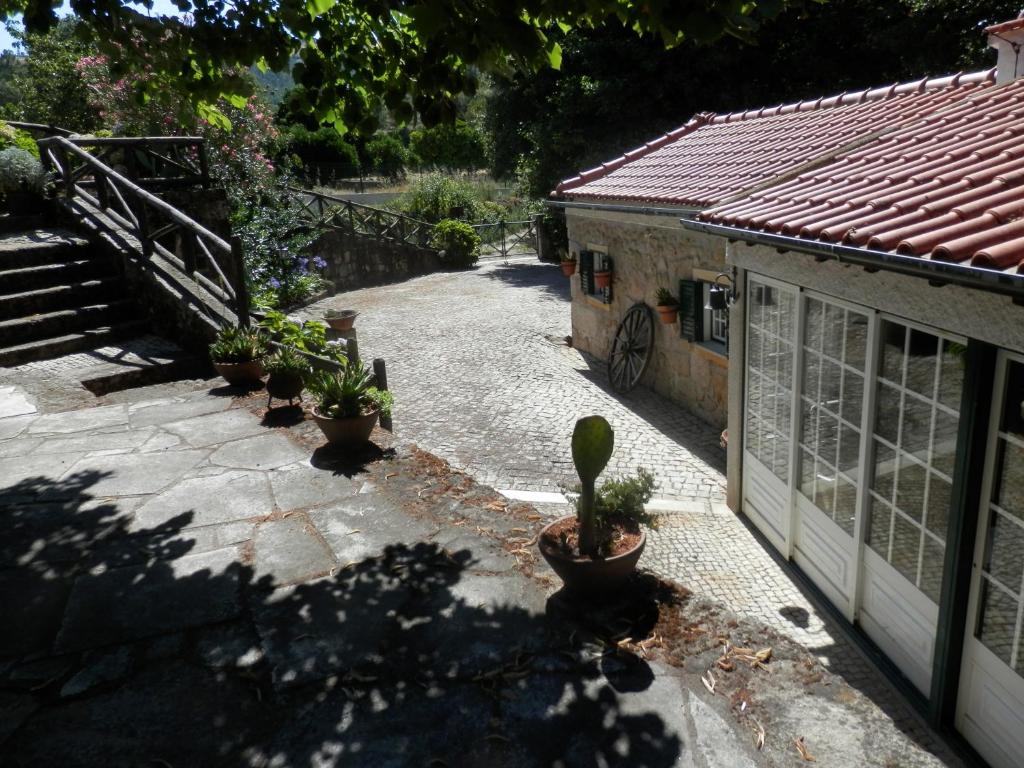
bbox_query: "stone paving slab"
[132,469,272,530]
[52,449,206,498]
[251,514,338,589]
[209,431,308,470]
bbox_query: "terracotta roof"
[985,16,1024,35]
[555,70,996,208]
[701,78,1024,274]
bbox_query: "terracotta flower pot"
[656,305,679,324]
[266,371,305,402]
[324,310,358,332]
[213,360,265,386]
[311,407,379,445]
[560,260,577,277]
[537,515,646,595]
[593,270,612,289]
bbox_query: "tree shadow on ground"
[480,261,571,301]
[574,352,727,476]
[1,471,686,768]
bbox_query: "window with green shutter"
[679,279,703,341]
[579,250,612,304]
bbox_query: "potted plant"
[593,268,612,290]
[538,416,658,595]
[307,362,393,445]
[264,347,310,405]
[323,309,359,332]
[655,287,680,324]
[560,251,577,278]
[208,326,268,386]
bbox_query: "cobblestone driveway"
[301,260,960,763]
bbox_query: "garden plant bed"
[539,516,641,559]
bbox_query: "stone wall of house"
[310,228,443,292]
[565,207,730,429]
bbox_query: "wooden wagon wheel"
[608,303,654,394]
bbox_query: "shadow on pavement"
[1,470,686,768]
[481,261,571,301]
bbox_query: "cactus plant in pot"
[264,347,310,406]
[307,362,393,445]
[538,416,658,595]
[209,326,268,386]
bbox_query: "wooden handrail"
[5,120,74,137]
[66,136,205,147]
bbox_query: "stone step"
[0,278,121,320]
[0,259,114,295]
[0,321,151,367]
[0,300,136,348]
[0,229,92,269]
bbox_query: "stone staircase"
[0,227,203,390]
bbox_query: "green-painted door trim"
[928,340,997,728]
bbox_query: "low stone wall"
[565,207,730,429]
[310,228,443,292]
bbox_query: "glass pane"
[876,383,902,445]
[838,423,861,474]
[779,292,796,339]
[834,476,858,536]
[842,372,863,427]
[845,311,869,371]
[804,298,823,351]
[896,456,927,524]
[900,393,933,458]
[800,449,816,498]
[823,303,844,359]
[925,475,951,541]
[800,398,816,449]
[880,321,906,384]
[996,439,1024,523]
[920,534,945,604]
[814,461,835,515]
[873,440,897,502]
[891,511,922,585]
[984,510,1024,591]
[937,339,966,411]
[803,352,821,397]
[818,414,840,469]
[905,329,939,399]
[868,497,892,557]
[932,409,959,478]
[977,579,1017,666]
[820,359,842,405]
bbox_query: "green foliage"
[285,124,361,177]
[258,310,338,359]
[399,174,482,221]
[263,347,312,377]
[208,326,269,364]
[365,133,408,180]
[0,18,100,132]
[571,415,615,557]
[655,288,678,307]
[0,123,42,160]
[592,468,660,531]
[430,219,481,269]
[0,148,47,196]
[409,120,487,171]
[308,362,391,419]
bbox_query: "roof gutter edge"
[547,199,702,218]
[681,218,1024,302]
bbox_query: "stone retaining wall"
[310,228,442,292]
[565,207,729,429]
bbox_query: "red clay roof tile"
[702,78,1024,274]
[554,70,996,207]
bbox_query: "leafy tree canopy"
[0,0,799,132]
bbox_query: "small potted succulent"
[324,309,359,332]
[655,287,680,324]
[307,362,393,445]
[559,251,577,278]
[538,416,658,595]
[593,268,612,290]
[264,347,310,405]
[208,326,268,386]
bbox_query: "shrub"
[409,120,486,172]
[263,347,311,377]
[365,133,407,180]
[0,147,47,196]
[430,219,481,269]
[399,173,481,222]
[285,125,360,177]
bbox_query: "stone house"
[679,18,1024,768]
[551,69,995,429]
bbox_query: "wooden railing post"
[230,236,251,328]
[373,358,392,432]
[198,142,210,189]
[180,230,198,275]
[134,193,153,257]
[56,145,73,202]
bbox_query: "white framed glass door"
[957,352,1024,768]
[859,319,965,695]
[742,276,798,553]
[792,296,872,616]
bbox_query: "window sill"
[694,340,728,363]
[583,295,611,311]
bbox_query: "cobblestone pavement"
[302,261,961,765]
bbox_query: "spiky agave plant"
[308,361,391,419]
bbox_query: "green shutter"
[580,250,594,294]
[679,280,703,341]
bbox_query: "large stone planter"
[311,407,378,445]
[537,515,646,595]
